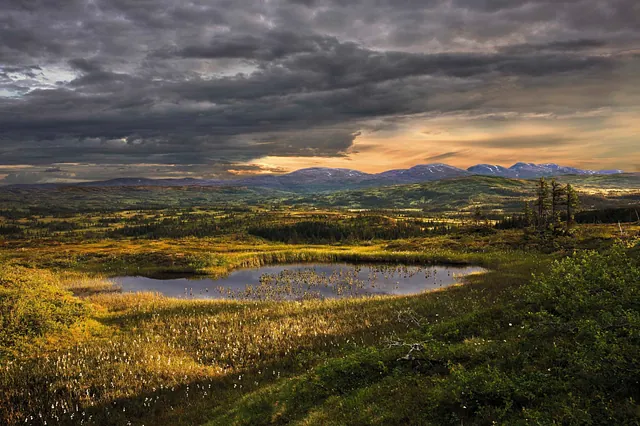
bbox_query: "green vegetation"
[2,174,638,215]
[577,207,640,224]
[0,267,88,358]
[293,174,640,212]
[516,178,581,233]
[0,185,292,214]
[0,239,534,426]
[0,179,639,425]
[247,215,455,243]
[292,176,536,212]
[204,245,640,425]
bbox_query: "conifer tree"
[523,201,533,228]
[551,179,566,226]
[566,184,580,230]
[535,177,551,229]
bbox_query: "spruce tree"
[551,179,566,227]
[535,177,551,229]
[523,201,533,228]
[566,184,580,230]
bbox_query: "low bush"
[0,266,88,359]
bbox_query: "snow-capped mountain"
[469,162,624,178]
[274,167,370,182]
[467,164,517,178]
[9,162,624,191]
[234,164,469,189]
[375,164,469,183]
[508,162,585,178]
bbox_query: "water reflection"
[111,263,485,301]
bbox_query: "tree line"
[248,216,456,243]
[496,178,580,233]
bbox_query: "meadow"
[1,174,638,215]
[1,199,639,425]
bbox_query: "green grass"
[557,173,640,189]
[0,232,539,425]
[3,241,638,425]
[1,174,638,215]
[290,176,536,211]
[201,243,639,425]
[0,207,639,425]
[0,267,89,359]
[290,174,640,212]
[0,185,294,214]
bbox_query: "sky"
[0,0,639,184]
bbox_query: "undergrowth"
[0,234,638,425]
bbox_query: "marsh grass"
[0,217,638,425]
[201,244,640,426]
[0,244,538,426]
[59,273,121,297]
[213,264,480,301]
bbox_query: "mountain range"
[468,163,623,179]
[8,162,625,191]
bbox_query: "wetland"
[112,263,486,300]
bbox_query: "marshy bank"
[111,263,486,301]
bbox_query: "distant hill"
[77,177,217,187]
[1,174,637,214]
[289,174,640,212]
[290,176,536,212]
[5,162,626,192]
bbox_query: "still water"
[111,263,485,301]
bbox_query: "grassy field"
[1,205,639,425]
[2,174,639,215]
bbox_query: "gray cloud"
[165,30,337,61]
[457,135,576,149]
[424,151,468,162]
[44,167,63,173]
[0,0,638,182]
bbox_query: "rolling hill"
[289,174,640,212]
[4,162,626,193]
[1,174,637,215]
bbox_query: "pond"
[111,263,485,301]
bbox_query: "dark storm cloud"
[166,31,336,61]
[254,130,361,157]
[458,135,575,149]
[424,151,467,162]
[44,167,63,173]
[500,39,610,55]
[0,0,638,182]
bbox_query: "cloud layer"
[1,0,638,183]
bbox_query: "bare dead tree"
[385,333,427,361]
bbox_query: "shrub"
[0,266,88,358]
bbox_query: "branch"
[385,333,428,361]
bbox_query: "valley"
[1,173,639,425]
